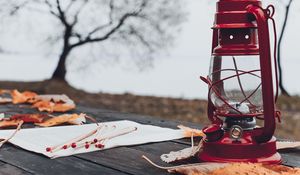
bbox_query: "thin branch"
[128,26,154,52]
[84,0,115,38]
[54,0,69,27]
[72,0,89,26]
[71,11,141,48]
[9,0,30,16]
[44,0,60,19]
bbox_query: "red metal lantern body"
[199,0,281,163]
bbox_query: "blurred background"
[0,0,299,139]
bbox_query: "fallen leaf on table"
[143,155,227,175]
[277,141,300,150]
[178,125,205,137]
[32,101,75,112]
[33,94,75,104]
[0,89,11,94]
[144,155,300,175]
[0,97,12,104]
[32,94,75,112]
[35,113,86,127]
[10,114,48,123]
[161,136,205,163]
[11,90,37,104]
[0,119,23,128]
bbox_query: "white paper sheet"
[0,120,186,158]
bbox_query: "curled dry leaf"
[161,137,205,163]
[11,90,37,104]
[161,127,206,163]
[35,113,86,127]
[10,114,48,123]
[32,101,75,113]
[32,94,75,112]
[178,125,205,138]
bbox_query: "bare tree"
[1,0,185,81]
[277,0,293,96]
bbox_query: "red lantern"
[199,0,281,163]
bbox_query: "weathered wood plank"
[76,147,169,175]
[279,149,300,167]
[0,145,128,175]
[0,163,32,175]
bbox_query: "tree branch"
[72,0,89,26]
[71,11,141,48]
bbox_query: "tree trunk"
[51,25,73,81]
[51,48,70,81]
[277,0,293,97]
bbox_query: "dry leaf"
[11,90,37,104]
[161,136,205,163]
[32,94,75,112]
[143,155,227,175]
[144,155,300,175]
[0,89,11,94]
[277,141,300,150]
[10,114,48,123]
[0,119,23,128]
[178,125,205,137]
[33,94,75,106]
[209,163,300,175]
[32,101,75,112]
[35,113,86,127]
[0,97,12,104]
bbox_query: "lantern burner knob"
[229,125,243,140]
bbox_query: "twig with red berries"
[46,125,137,153]
[46,124,105,153]
[75,126,137,150]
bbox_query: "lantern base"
[198,134,281,164]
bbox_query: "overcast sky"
[0,0,299,99]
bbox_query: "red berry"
[62,145,68,149]
[97,144,104,148]
[85,144,90,149]
[71,143,77,148]
[93,138,98,143]
[46,147,51,152]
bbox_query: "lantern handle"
[247,4,276,143]
[267,5,279,102]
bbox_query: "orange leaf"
[0,119,23,128]
[11,90,37,104]
[10,114,48,123]
[35,113,86,127]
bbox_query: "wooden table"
[0,104,299,175]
